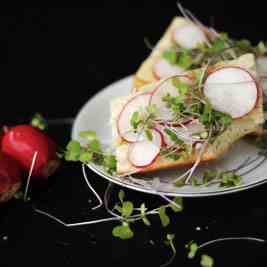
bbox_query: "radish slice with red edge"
[203,66,258,119]
[150,128,164,148]
[150,77,180,121]
[117,93,151,143]
[172,24,208,49]
[128,141,160,168]
[153,58,184,80]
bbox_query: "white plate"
[72,76,267,197]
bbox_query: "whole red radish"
[2,125,60,178]
[0,152,22,203]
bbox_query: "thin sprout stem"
[34,208,119,227]
[198,59,211,91]
[104,183,123,219]
[198,236,266,250]
[160,252,176,267]
[144,37,155,51]
[82,164,103,210]
[24,151,38,201]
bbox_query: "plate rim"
[72,75,267,197]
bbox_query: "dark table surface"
[1,4,267,267]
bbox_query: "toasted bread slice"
[112,54,264,175]
[134,17,189,90]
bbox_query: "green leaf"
[122,201,134,217]
[88,139,102,152]
[65,140,81,161]
[172,77,189,95]
[200,101,212,125]
[159,206,170,227]
[146,104,158,115]
[165,233,176,254]
[113,204,123,213]
[191,176,200,186]
[118,190,125,203]
[208,37,226,54]
[202,170,218,184]
[187,242,199,259]
[218,112,232,126]
[163,49,177,65]
[79,130,97,140]
[256,41,267,55]
[219,171,242,187]
[174,179,185,187]
[112,223,134,240]
[177,49,193,69]
[142,216,151,226]
[169,197,183,212]
[130,111,141,130]
[145,129,153,141]
[163,128,183,145]
[31,113,47,131]
[103,154,117,174]
[200,254,214,267]
[140,203,151,226]
[167,233,175,241]
[79,151,93,163]
[235,39,252,51]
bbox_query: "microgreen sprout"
[31,113,48,131]
[64,131,117,175]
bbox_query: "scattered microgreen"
[255,41,267,55]
[129,104,158,137]
[64,131,117,174]
[234,39,252,52]
[121,201,134,217]
[118,190,125,203]
[112,222,134,240]
[207,37,227,55]
[174,178,186,187]
[202,169,242,187]
[160,148,181,161]
[169,197,183,212]
[145,129,153,141]
[219,171,242,187]
[159,206,170,227]
[186,241,199,259]
[130,111,141,130]
[163,128,184,145]
[200,254,214,267]
[177,48,193,69]
[172,77,189,95]
[163,49,177,65]
[65,140,81,161]
[79,130,97,140]
[31,113,48,131]
[140,203,151,226]
[165,233,176,254]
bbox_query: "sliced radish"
[150,78,179,120]
[151,128,164,148]
[153,58,184,80]
[128,140,160,168]
[204,66,258,119]
[256,56,267,96]
[117,93,151,143]
[172,24,208,49]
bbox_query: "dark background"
[1,3,267,267]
